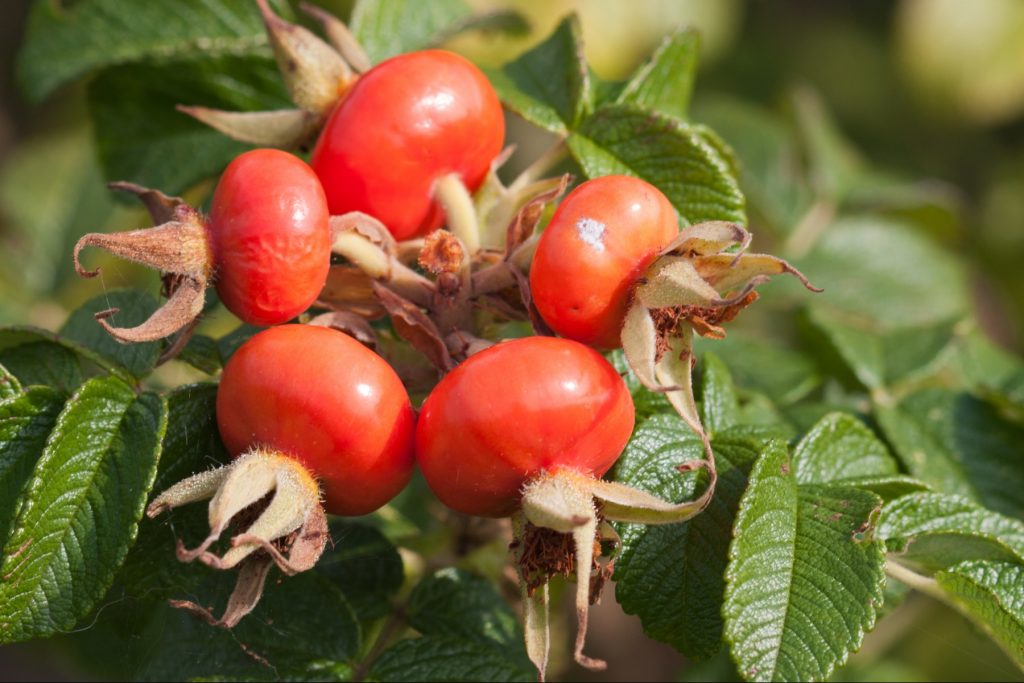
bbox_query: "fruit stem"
[435,173,481,254]
[332,229,434,307]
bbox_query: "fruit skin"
[216,324,416,516]
[209,149,330,326]
[415,336,635,517]
[310,49,505,240]
[530,175,679,349]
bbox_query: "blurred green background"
[0,0,1022,681]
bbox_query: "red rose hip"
[311,49,505,240]
[415,336,635,518]
[530,175,679,349]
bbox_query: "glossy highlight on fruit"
[217,324,416,516]
[415,336,635,517]
[210,149,331,325]
[311,49,505,240]
[530,175,679,349]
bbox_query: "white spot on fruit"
[576,217,606,252]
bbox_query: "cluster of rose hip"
[74,3,816,679]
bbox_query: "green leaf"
[791,86,863,202]
[88,54,290,196]
[217,322,264,362]
[723,441,886,682]
[806,307,956,390]
[351,0,472,65]
[608,350,672,419]
[0,388,65,545]
[373,568,532,682]
[616,28,700,121]
[133,570,361,681]
[0,362,21,401]
[697,333,820,405]
[485,14,589,134]
[0,376,166,643]
[691,97,812,236]
[935,560,1024,670]
[875,389,1024,520]
[59,290,162,379]
[118,383,227,597]
[567,104,746,225]
[697,352,740,434]
[838,474,931,502]
[612,415,761,659]
[876,493,1024,573]
[0,124,114,295]
[792,412,898,485]
[177,334,223,375]
[317,520,404,622]
[372,636,532,682]
[17,0,275,102]
[0,329,84,392]
[797,217,968,329]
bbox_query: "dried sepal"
[589,467,716,525]
[512,513,551,682]
[300,1,371,73]
[372,282,454,372]
[170,555,275,629]
[74,198,212,343]
[308,310,378,349]
[95,276,207,344]
[621,301,668,392]
[635,256,726,309]
[177,106,319,148]
[147,448,327,628]
[661,220,750,258]
[256,0,354,116]
[108,181,186,225]
[520,472,607,672]
[655,328,704,437]
[316,266,387,318]
[695,252,822,294]
[330,212,397,255]
[503,174,571,256]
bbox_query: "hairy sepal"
[146,448,328,627]
[73,191,212,343]
[516,465,717,679]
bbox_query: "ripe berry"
[530,175,678,349]
[416,336,635,517]
[217,324,416,516]
[147,324,415,626]
[74,148,330,341]
[209,149,331,326]
[311,49,505,240]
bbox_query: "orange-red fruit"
[530,175,679,349]
[217,325,416,516]
[209,149,330,326]
[415,337,635,518]
[310,49,505,240]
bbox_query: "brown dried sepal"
[621,220,820,438]
[316,266,387,319]
[308,310,378,349]
[181,0,361,149]
[512,516,615,604]
[515,466,717,680]
[146,449,328,629]
[73,186,212,343]
[372,282,454,372]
